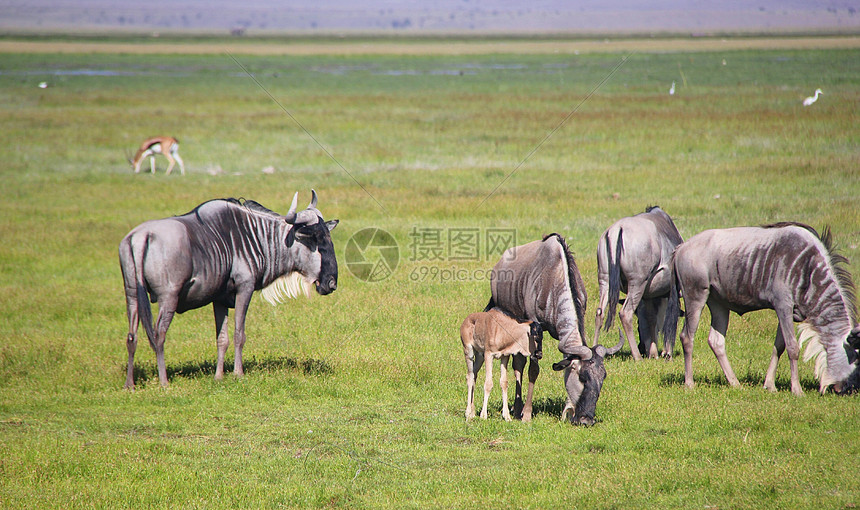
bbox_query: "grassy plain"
[0,37,858,508]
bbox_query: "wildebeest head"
[557,336,623,427]
[836,325,860,395]
[284,190,339,296]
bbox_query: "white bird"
[38,82,48,89]
[669,81,675,95]
[803,88,822,106]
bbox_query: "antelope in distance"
[128,136,185,175]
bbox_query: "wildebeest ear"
[326,219,339,232]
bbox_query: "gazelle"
[128,136,185,175]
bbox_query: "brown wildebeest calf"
[460,308,543,421]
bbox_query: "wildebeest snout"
[574,415,596,427]
[316,276,337,295]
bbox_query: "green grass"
[0,39,858,508]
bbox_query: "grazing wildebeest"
[667,222,860,395]
[486,233,623,426]
[594,206,683,359]
[460,308,543,422]
[119,190,338,389]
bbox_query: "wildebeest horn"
[309,189,318,209]
[284,192,299,224]
[603,331,626,356]
[552,345,594,371]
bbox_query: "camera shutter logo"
[345,228,399,282]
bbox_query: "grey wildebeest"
[593,206,683,360]
[119,190,338,389]
[460,308,543,421]
[486,234,623,426]
[667,222,860,396]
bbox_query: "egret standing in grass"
[803,88,823,106]
[669,81,676,95]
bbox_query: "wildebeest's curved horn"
[570,344,594,361]
[604,331,626,356]
[285,192,299,224]
[308,189,318,209]
[552,345,594,371]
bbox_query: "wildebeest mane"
[645,204,660,213]
[762,221,857,322]
[542,233,587,342]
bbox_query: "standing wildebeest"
[486,234,623,426]
[460,308,542,421]
[119,190,338,389]
[667,222,860,395]
[594,206,683,359]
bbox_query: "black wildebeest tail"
[483,296,495,312]
[604,228,623,331]
[662,252,681,357]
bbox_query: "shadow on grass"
[127,355,333,384]
[659,370,820,392]
[527,395,568,419]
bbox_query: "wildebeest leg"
[480,355,493,419]
[763,326,786,392]
[232,289,254,377]
[593,278,610,347]
[124,297,139,390]
[522,357,539,422]
[706,302,740,387]
[152,297,178,387]
[775,306,803,396]
[619,283,646,361]
[638,299,661,358]
[500,355,512,421]
[679,293,707,389]
[213,302,230,380]
[465,350,483,421]
[511,354,526,420]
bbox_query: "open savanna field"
[0,36,858,508]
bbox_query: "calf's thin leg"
[465,349,483,421]
[480,355,494,419]
[499,355,512,421]
[763,326,786,392]
[706,302,739,387]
